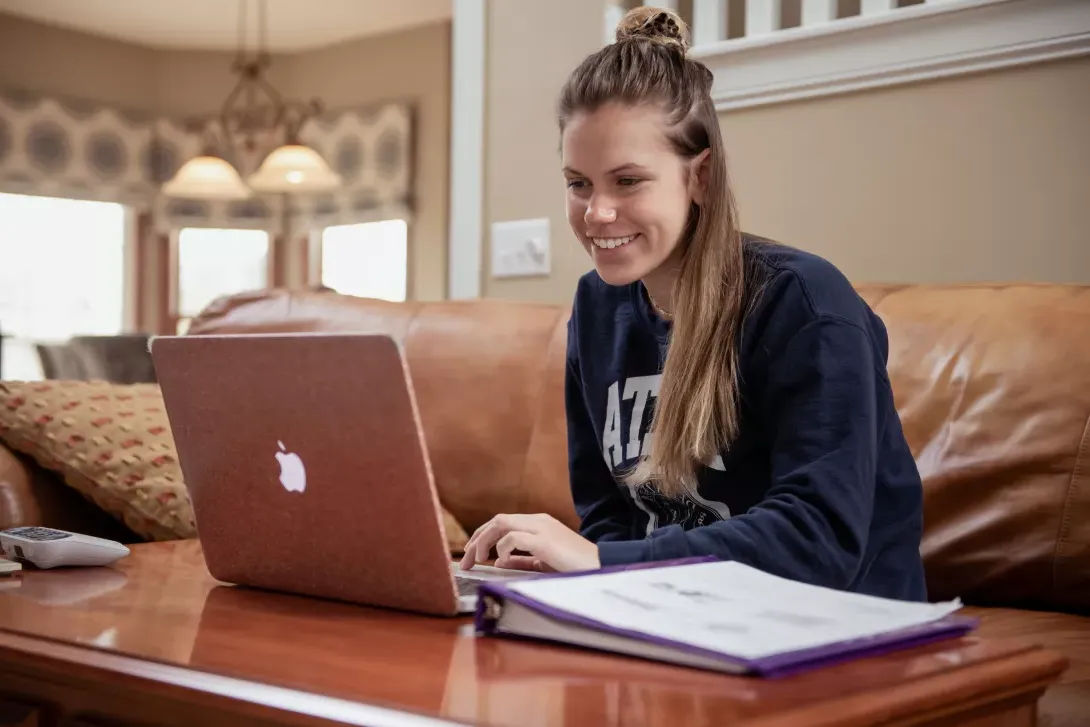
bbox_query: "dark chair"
[35,335,156,384]
[35,343,89,380]
[69,335,156,384]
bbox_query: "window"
[319,219,408,302]
[175,228,269,333]
[0,193,126,381]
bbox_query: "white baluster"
[801,0,837,26]
[604,2,626,45]
[746,0,782,37]
[692,0,729,46]
[861,0,897,15]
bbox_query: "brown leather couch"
[2,284,1088,725]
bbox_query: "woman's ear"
[689,149,711,205]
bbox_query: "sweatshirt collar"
[630,281,672,342]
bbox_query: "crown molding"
[688,0,1090,112]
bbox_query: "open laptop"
[149,332,534,616]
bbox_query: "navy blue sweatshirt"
[565,238,927,601]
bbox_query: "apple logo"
[275,440,307,493]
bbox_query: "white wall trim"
[689,0,1090,112]
[447,0,486,300]
[122,206,139,332]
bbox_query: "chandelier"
[162,0,341,199]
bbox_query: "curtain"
[0,86,414,235]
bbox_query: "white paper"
[506,561,962,660]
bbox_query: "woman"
[459,7,927,601]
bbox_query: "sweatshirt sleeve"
[566,355,634,543]
[597,317,879,590]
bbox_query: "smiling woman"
[460,6,930,605]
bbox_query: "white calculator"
[0,527,130,569]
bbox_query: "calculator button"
[4,527,72,541]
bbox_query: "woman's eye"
[566,179,587,189]
[618,177,642,187]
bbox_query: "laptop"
[149,332,534,616]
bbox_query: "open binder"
[474,557,976,678]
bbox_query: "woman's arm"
[565,356,633,544]
[598,317,881,590]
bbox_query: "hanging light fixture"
[247,143,342,193]
[162,0,340,199]
[160,146,250,200]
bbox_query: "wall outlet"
[491,218,551,278]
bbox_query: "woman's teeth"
[592,234,637,249]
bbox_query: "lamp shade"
[247,144,342,193]
[161,155,251,200]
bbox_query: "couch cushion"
[0,380,471,553]
[860,285,1090,612]
[402,300,577,531]
[0,380,194,541]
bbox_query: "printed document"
[506,561,962,660]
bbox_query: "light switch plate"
[491,218,551,278]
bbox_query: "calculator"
[0,527,130,569]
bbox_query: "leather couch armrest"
[0,443,139,543]
[0,442,41,530]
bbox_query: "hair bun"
[615,6,690,54]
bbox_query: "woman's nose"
[585,203,617,224]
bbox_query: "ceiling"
[0,0,452,52]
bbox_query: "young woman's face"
[562,102,697,287]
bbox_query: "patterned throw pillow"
[0,381,192,540]
[0,381,470,552]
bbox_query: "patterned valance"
[289,104,414,230]
[0,87,413,234]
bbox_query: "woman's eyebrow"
[607,163,650,175]
[562,163,650,176]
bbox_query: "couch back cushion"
[187,284,1090,612]
[857,284,1090,612]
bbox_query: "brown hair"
[558,6,750,497]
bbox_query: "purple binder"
[473,557,978,679]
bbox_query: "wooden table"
[0,541,1068,727]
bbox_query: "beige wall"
[483,0,600,303]
[722,55,1090,286]
[0,14,263,116]
[153,49,293,118]
[0,14,449,302]
[481,6,1090,303]
[0,14,156,110]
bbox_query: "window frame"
[156,227,283,335]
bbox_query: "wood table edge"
[0,625,1070,727]
[0,627,466,727]
[747,642,1070,727]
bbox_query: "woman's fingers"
[461,519,511,568]
[496,530,545,566]
[459,514,555,569]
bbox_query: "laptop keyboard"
[455,576,480,597]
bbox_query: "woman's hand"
[459,513,601,573]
